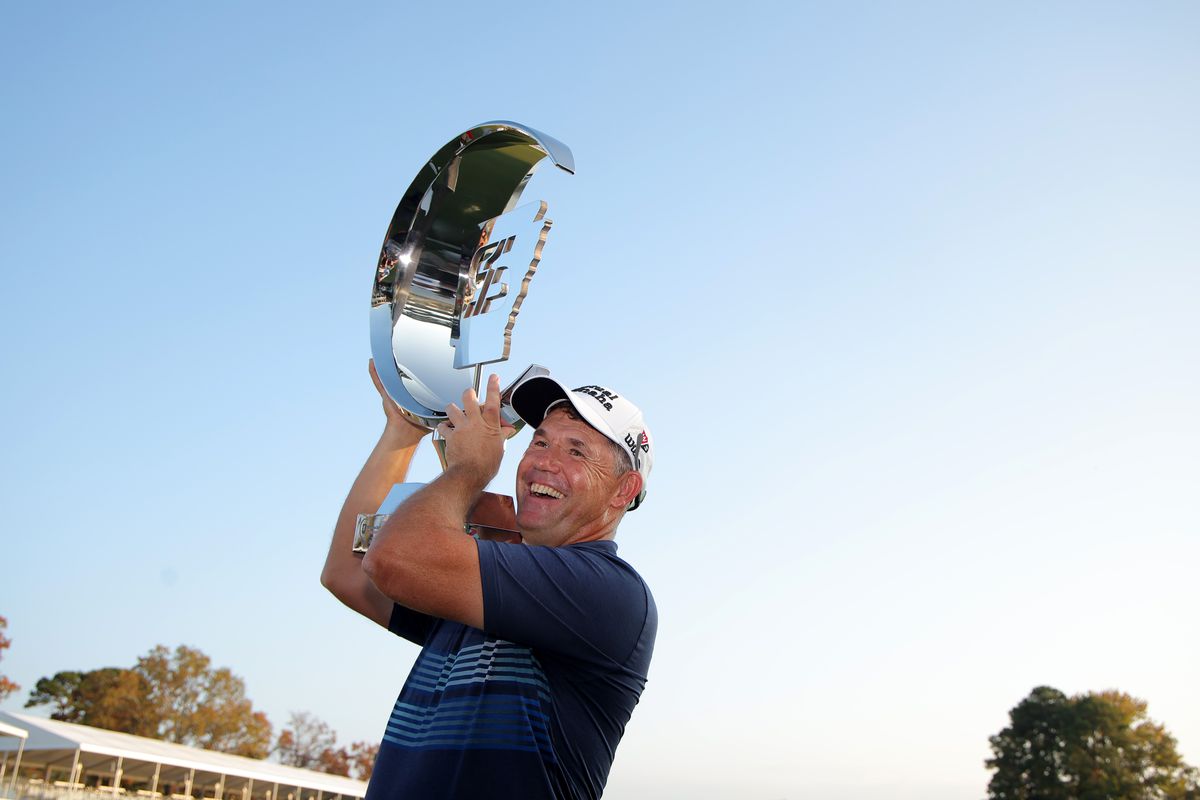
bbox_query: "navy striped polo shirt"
[365,538,657,800]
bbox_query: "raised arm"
[321,360,429,627]
[361,374,513,630]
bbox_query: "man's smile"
[528,482,565,500]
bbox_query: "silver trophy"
[353,121,575,552]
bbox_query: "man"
[321,363,657,799]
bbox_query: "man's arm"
[361,374,512,630]
[321,361,429,628]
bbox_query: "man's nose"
[526,445,561,472]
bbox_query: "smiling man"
[321,364,657,800]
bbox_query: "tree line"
[8,618,1198,795]
[19,642,377,780]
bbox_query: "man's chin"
[515,509,557,543]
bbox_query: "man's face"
[515,407,627,546]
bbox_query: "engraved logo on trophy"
[454,201,553,370]
[353,122,574,553]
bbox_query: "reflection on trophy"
[352,121,575,553]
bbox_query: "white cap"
[510,376,653,510]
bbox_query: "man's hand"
[436,374,516,492]
[369,359,429,437]
[359,375,508,631]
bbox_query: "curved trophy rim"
[370,121,574,430]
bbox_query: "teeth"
[530,482,564,499]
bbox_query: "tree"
[346,740,379,781]
[987,686,1200,800]
[27,644,272,759]
[274,713,377,780]
[135,645,272,758]
[311,740,378,780]
[27,668,156,736]
[0,616,18,702]
[27,670,85,717]
[316,746,350,778]
[275,712,338,770]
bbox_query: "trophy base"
[352,485,520,553]
[465,492,520,544]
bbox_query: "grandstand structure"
[0,713,366,800]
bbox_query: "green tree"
[986,686,1076,800]
[987,686,1200,800]
[0,617,20,702]
[27,670,85,717]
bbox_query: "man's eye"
[531,439,548,448]
[569,448,583,457]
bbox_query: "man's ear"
[610,471,644,510]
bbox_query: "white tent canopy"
[1,717,29,798]
[0,712,366,800]
[0,722,27,741]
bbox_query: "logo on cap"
[575,385,619,411]
[624,431,650,454]
[623,430,650,472]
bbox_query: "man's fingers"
[481,374,504,426]
[460,387,482,417]
[445,403,466,427]
[445,378,508,432]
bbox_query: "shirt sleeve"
[476,540,654,669]
[387,602,438,646]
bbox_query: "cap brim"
[510,375,617,448]
[510,375,573,429]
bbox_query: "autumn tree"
[987,686,1199,800]
[27,668,156,735]
[135,645,272,758]
[274,712,378,780]
[27,644,271,759]
[315,741,379,781]
[345,740,379,781]
[275,712,338,770]
[0,616,18,702]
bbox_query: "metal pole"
[245,778,253,800]
[216,775,225,800]
[9,741,24,800]
[184,769,194,799]
[112,757,123,797]
[69,749,81,799]
[150,763,161,798]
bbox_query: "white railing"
[5,780,183,800]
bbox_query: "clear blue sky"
[3,3,1198,798]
